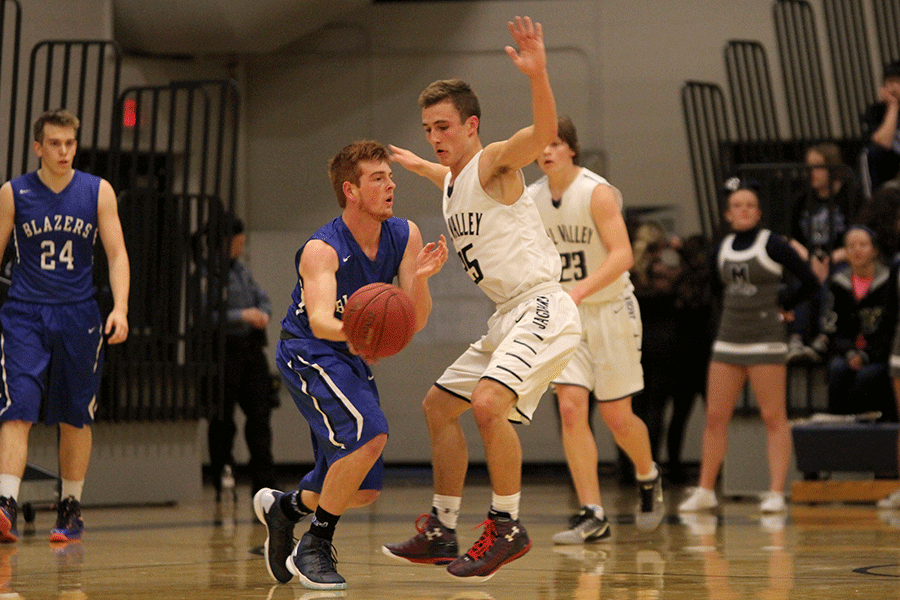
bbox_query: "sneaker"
[49,496,83,542]
[381,512,458,565]
[877,489,900,509]
[786,335,818,363]
[286,532,346,590]
[0,498,17,544]
[253,488,298,584]
[446,511,531,582]
[677,487,718,512]
[552,506,610,544]
[678,513,717,536]
[809,334,828,356]
[760,514,787,532]
[636,468,665,531]
[759,491,786,513]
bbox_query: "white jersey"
[443,150,563,306]
[530,167,631,304]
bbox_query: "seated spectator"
[820,226,897,419]
[786,143,861,363]
[862,60,900,195]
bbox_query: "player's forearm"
[410,277,433,332]
[872,104,899,148]
[570,250,633,304]
[108,254,130,316]
[417,161,449,190]
[529,69,558,152]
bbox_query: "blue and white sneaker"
[253,488,297,584]
[49,496,83,542]
[287,532,346,590]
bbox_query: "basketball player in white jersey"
[530,116,663,541]
[382,17,582,581]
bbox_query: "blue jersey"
[8,170,100,304]
[280,216,410,349]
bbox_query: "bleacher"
[681,0,900,502]
[0,0,243,506]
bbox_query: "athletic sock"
[491,491,521,521]
[279,490,311,523]
[432,494,460,530]
[308,506,340,542]
[586,503,605,520]
[0,475,21,502]
[60,479,84,502]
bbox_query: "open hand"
[505,16,547,78]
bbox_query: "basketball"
[343,283,416,359]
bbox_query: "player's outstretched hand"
[105,308,129,344]
[505,16,546,78]
[389,144,424,173]
[416,234,448,279]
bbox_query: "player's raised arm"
[389,144,449,190]
[482,16,557,177]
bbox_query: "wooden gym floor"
[2,467,899,600]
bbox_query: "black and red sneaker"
[446,511,531,581]
[381,511,458,565]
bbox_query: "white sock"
[586,503,605,520]
[491,492,521,520]
[636,462,659,482]
[433,494,461,530]
[60,479,85,502]
[0,475,21,501]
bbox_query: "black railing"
[0,0,21,183]
[0,8,241,422]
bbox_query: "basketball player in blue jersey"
[0,109,130,544]
[383,17,582,581]
[252,140,447,590]
[530,116,663,541]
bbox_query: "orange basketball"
[343,283,416,359]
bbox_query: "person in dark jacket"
[820,225,897,418]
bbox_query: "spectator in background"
[819,225,897,420]
[786,142,861,363]
[630,227,716,484]
[678,179,818,514]
[668,233,716,483]
[858,186,900,260]
[630,221,681,479]
[862,60,900,195]
[206,213,279,502]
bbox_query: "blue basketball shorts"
[0,299,104,427]
[276,336,388,493]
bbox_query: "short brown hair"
[33,109,80,142]
[418,79,481,130]
[557,115,581,166]
[328,140,391,208]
